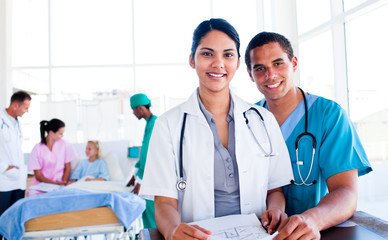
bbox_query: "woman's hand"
[261,209,288,234]
[169,223,211,240]
[263,187,287,234]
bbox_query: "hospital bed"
[0,188,145,240]
[23,206,124,238]
[0,141,143,239]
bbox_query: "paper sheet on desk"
[190,214,278,240]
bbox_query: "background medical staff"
[0,91,31,220]
[246,31,372,240]
[140,18,293,240]
[126,93,157,229]
[28,118,76,196]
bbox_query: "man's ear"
[189,55,195,69]
[9,102,18,111]
[292,56,298,72]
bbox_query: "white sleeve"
[139,116,179,201]
[266,112,294,190]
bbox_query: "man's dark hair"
[10,91,31,103]
[245,32,294,71]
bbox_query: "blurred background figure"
[27,118,76,196]
[126,93,157,229]
[69,140,109,182]
[0,91,31,219]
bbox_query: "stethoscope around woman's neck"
[264,87,317,186]
[176,113,188,191]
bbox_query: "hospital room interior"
[1,0,388,239]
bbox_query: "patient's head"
[86,140,102,160]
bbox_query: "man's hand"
[274,214,320,240]
[6,165,19,171]
[126,175,135,187]
[131,183,141,194]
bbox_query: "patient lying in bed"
[68,140,110,183]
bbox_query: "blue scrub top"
[70,158,110,181]
[257,94,372,215]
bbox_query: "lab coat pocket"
[4,167,20,180]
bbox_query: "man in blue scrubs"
[126,93,157,228]
[245,32,372,239]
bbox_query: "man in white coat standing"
[0,91,31,219]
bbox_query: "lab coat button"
[229,173,234,178]
[228,165,233,170]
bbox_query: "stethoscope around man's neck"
[264,87,317,186]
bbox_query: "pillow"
[102,152,125,182]
[70,157,82,174]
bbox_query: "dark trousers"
[0,189,25,240]
[0,189,25,216]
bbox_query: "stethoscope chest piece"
[176,178,186,191]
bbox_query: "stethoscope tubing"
[243,107,277,157]
[264,87,317,186]
[177,112,188,191]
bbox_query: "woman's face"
[49,127,65,142]
[85,142,98,158]
[190,30,240,94]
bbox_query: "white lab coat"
[0,109,27,191]
[140,90,293,223]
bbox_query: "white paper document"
[190,214,278,240]
[28,182,63,192]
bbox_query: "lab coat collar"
[180,88,252,118]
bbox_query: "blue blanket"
[0,188,146,240]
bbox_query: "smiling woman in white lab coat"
[139,18,293,240]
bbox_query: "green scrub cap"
[130,93,151,108]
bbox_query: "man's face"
[14,99,31,118]
[247,42,297,102]
[132,106,143,119]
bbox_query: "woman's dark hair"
[40,118,65,145]
[245,31,294,71]
[190,18,240,58]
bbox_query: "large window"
[345,2,388,219]
[11,0,263,151]
[295,0,388,221]
[9,0,388,221]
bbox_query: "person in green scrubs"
[127,93,157,228]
